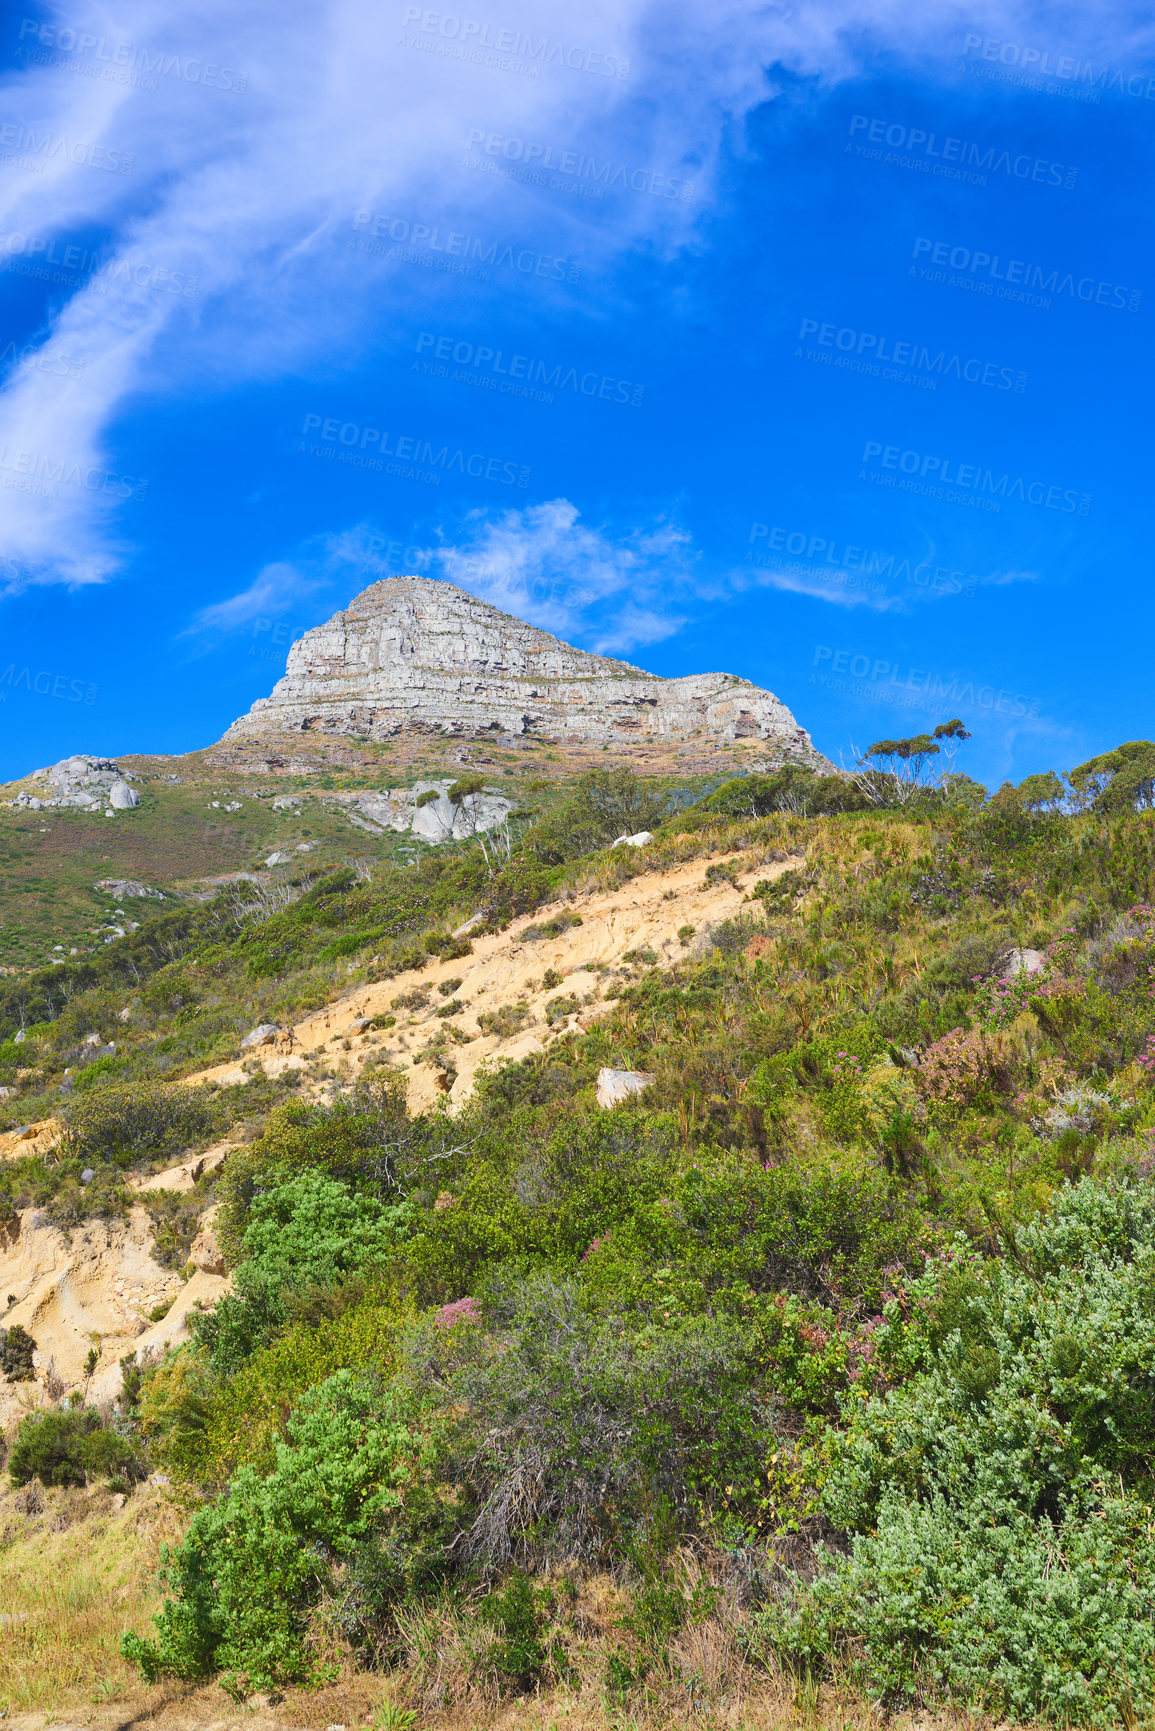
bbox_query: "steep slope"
[186,843,801,1112]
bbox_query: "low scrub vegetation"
[1,753,1155,1724]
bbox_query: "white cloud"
[336,497,695,656]
[184,560,320,633]
[742,562,902,612]
[0,0,1147,588]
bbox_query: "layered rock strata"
[222,577,828,764]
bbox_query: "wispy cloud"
[743,563,902,612]
[0,0,1141,590]
[183,560,321,634]
[328,498,695,656]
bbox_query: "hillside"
[1,717,1154,1728]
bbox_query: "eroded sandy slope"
[0,845,798,1410]
[194,845,801,1111]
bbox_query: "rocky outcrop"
[221,577,828,764]
[7,755,141,814]
[326,779,514,843]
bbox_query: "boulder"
[611,831,655,849]
[189,1224,227,1276]
[263,850,292,866]
[95,879,164,899]
[596,1067,655,1108]
[108,782,141,810]
[1002,948,1045,979]
[240,1022,280,1049]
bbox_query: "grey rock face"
[223,577,828,762]
[240,1023,280,1048]
[95,879,164,899]
[324,780,514,846]
[596,1068,655,1108]
[9,755,140,811]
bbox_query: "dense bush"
[122,1371,441,1688]
[0,1323,37,1380]
[760,1182,1155,1725]
[194,1169,414,1374]
[63,1078,223,1167]
[9,1407,142,1488]
[444,1273,773,1562]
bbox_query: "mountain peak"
[222,576,829,766]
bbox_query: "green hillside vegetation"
[4,745,1155,1726]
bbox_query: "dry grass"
[0,1476,187,1714]
[0,1487,1004,1731]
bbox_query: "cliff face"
[222,577,829,764]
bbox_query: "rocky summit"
[221,577,828,764]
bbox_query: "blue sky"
[0,0,1152,786]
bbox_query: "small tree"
[1015,771,1065,814]
[857,734,940,806]
[1068,742,1155,813]
[932,718,971,777]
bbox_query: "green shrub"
[122,1371,439,1688]
[446,1274,772,1561]
[215,1074,438,1260]
[9,1407,142,1488]
[758,1181,1155,1724]
[476,1570,566,1692]
[0,1323,36,1381]
[195,1169,413,1374]
[63,1079,222,1167]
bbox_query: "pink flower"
[434,1297,479,1328]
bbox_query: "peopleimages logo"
[798,318,1027,391]
[414,331,644,407]
[16,18,248,92]
[464,129,693,201]
[860,439,1091,515]
[811,645,1040,719]
[0,664,99,706]
[962,33,1155,100]
[351,211,580,283]
[747,525,979,599]
[911,238,1141,312]
[0,445,147,501]
[400,9,630,77]
[298,414,531,488]
[0,228,199,296]
[847,114,1078,189]
[0,117,133,173]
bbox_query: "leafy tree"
[1069,741,1155,813]
[857,733,942,804]
[931,718,971,776]
[525,768,667,864]
[1014,771,1065,814]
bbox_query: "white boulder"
[596,1067,655,1108]
[240,1023,280,1049]
[1002,948,1045,979]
